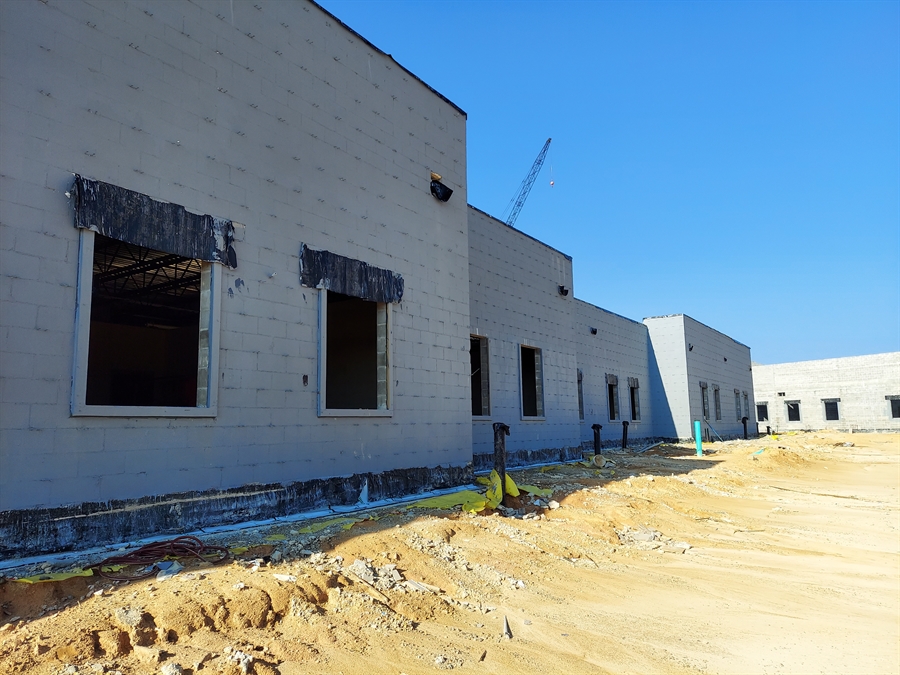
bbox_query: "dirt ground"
[1,431,898,675]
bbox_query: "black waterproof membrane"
[73,174,237,268]
[299,243,403,303]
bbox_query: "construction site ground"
[1,430,898,675]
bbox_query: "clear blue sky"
[319,0,900,364]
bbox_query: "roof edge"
[309,0,467,117]
[574,297,646,328]
[643,313,750,350]
[467,204,573,261]
[753,351,900,368]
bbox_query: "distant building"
[752,353,900,433]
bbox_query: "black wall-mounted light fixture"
[688,344,693,351]
[430,171,453,202]
[590,327,598,335]
[558,285,569,296]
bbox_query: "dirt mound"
[1,431,897,675]
[742,446,810,472]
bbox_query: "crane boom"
[504,138,551,228]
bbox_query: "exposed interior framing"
[71,230,220,417]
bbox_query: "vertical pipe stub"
[493,422,511,507]
[621,420,629,450]
[694,420,703,456]
[742,416,749,440]
[591,424,602,455]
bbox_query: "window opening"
[325,291,388,410]
[713,385,721,421]
[628,377,640,421]
[735,390,742,421]
[577,369,585,421]
[700,382,709,420]
[823,399,840,421]
[607,374,619,421]
[889,396,900,419]
[743,392,750,418]
[757,403,769,422]
[470,336,490,416]
[786,400,801,422]
[520,346,544,417]
[85,234,204,407]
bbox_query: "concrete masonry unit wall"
[574,300,654,445]
[644,315,754,439]
[0,0,472,517]
[0,0,762,557]
[466,207,581,467]
[752,353,900,432]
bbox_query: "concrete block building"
[752,353,900,433]
[1,0,755,557]
[466,206,754,467]
[0,0,471,556]
[645,315,755,441]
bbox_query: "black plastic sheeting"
[0,464,472,557]
[73,175,237,268]
[299,243,403,303]
[473,446,583,473]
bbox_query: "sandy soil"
[1,431,898,675]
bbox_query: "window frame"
[628,376,641,422]
[786,400,801,422]
[607,374,620,422]
[713,384,722,421]
[470,334,491,419]
[700,382,710,420]
[888,395,900,419]
[756,402,769,422]
[71,229,221,417]
[735,389,742,422]
[317,288,393,418]
[519,344,545,420]
[577,368,585,422]
[822,398,840,422]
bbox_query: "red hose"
[87,535,229,581]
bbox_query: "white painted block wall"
[644,315,754,439]
[0,0,471,511]
[467,207,580,458]
[574,300,654,445]
[752,353,900,432]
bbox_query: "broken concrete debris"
[225,649,253,675]
[616,526,691,553]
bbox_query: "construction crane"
[503,138,552,228]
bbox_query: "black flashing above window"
[73,175,236,268]
[300,244,403,304]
